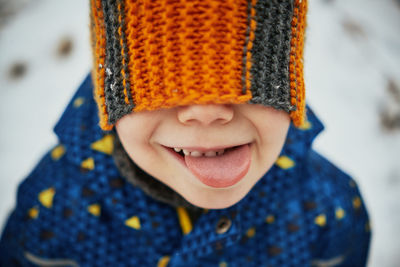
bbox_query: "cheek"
[116,128,162,180]
[115,113,172,180]
[115,115,156,159]
[264,123,289,146]
[253,113,290,165]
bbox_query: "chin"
[181,189,247,210]
[187,199,239,210]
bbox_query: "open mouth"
[165,144,252,188]
[172,146,242,158]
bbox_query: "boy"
[0,0,371,266]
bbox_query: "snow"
[306,1,400,266]
[0,0,399,266]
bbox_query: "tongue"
[185,144,251,188]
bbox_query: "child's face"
[115,103,290,209]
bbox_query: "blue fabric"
[0,74,371,267]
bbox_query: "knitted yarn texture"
[90,0,308,130]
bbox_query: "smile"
[164,144,252,188]
[173,147,226,157]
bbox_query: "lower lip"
[165,145,251,188]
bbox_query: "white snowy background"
[1,0,399,266]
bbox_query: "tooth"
[190,151,202,157]
[217,150,225,156]
[174,148,182,152]
[182,149,190,156]
[205,151,217,157]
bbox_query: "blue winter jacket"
[0,75,371,266]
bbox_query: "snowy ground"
[1,0,399,266]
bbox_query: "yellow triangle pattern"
[51,145,65,161]
[275,156,295,169]
[315,214,326,227]
[299,120,312,130]
[39,187,55,208]
[246,227,256,238]
[157,256,170,267]
[81,157,95,170]
[353,196,361,209]
[265,215,275,224]
[73,97,85,108]
[28,206,39,219]
[90,134,114,155]
[125,216,141,230]
[87,204,101,217]
[335,207,345,220]
[176,206,192,235]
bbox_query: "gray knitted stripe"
[118,0,135,110]
[249,0,295,112]
[102,0,132,125]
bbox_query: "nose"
[177,104,234,126]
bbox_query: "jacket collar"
[54,74,110,167]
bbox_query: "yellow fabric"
[315,214,327,227]
[125,216,141,230]
[81,157,95,170]
[275,156,296,169]
[265,215,275,224]
[28,207,39,219]
[91,135,114,155]
[73,97,85,108]
[246,227,256,238]
[335,207,346,220]
[38,187,55,208]
[157,256,170,267]
[87,204,101,217]
[176,206,192,235]
[299,120,312,130]
[51,145,65,161]
[353,196,362,209]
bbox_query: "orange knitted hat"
[90,0,308,131]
